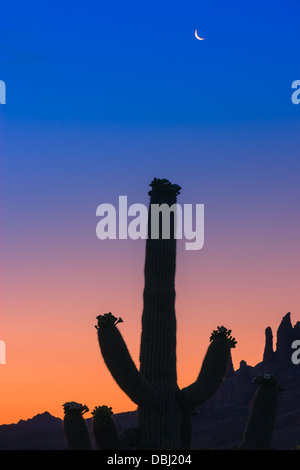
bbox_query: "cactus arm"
[62,402,93,450]
[96,313,160,407]
[239,374,282,450]
[180,327,237,408]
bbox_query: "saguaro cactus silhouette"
[95,178,237,450]
[239,374,283,450]
[63,402,92,450]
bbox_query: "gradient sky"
[0,0,300,425]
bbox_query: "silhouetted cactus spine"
[96,178,237,450]
[63,402,92,450]
[239,374,282,450]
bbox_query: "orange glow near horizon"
[1,234,299,425]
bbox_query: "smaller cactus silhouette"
[62,402,138,450]
[63,402,92,450]
[92,405,138,450]
[92,406,120,450]
[239,373,283,450]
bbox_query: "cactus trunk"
[92,406,120,450]
[239,374,282,450]
[138,184,180,449]
[63,402,92,450]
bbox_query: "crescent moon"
[195,30,205,40]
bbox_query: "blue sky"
[1,0,299,126]
[0,0,299,256]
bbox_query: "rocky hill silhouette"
[192,312,300,449]
[0,313,299,450]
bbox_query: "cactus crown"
[252,373,284,391]
[210,326,237,348]
[63,402,89,415]
[253,373,277,385]
[95,312,123,330]
[148,177,181,196]
[92,405,114,426]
